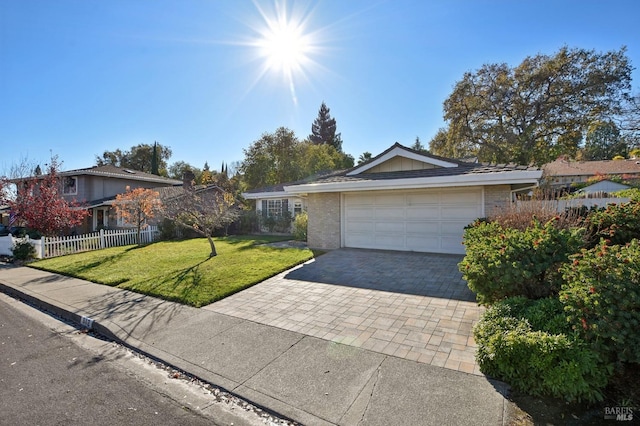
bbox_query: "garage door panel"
[441,205,479,219]
[346,208,374,219]
[375,221,405,233]
[441,221,471,234]
[406,193,440,204]
[406,206,439,218]
[346,234,376,248]
[441,191,481,203]
[375,235,405,249]
[348,220,374,232]
[406,236,440,251]
[375,207,405,220]
[375,194,405,205]
[347,194,375,205]
[406,221,440,233]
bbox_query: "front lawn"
[30,236,315,307]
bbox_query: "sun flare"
[259,17,309,75]
[248,0,320,104]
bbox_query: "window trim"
[63,176,78,195]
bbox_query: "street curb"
[0,281,310,425]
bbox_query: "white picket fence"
[0,226,159,259]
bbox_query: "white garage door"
[343,188,483,254]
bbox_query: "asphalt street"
[0,293,286,426]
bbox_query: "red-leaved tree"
[9,157,89,236]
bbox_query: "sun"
[259,15,310,75]
[248,0,320,104]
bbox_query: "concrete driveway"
[205,248,484,375]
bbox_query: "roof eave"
[242,191,288,199]
[284,170,543,194]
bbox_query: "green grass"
[30,236,315,307]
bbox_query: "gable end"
[347,144,458,176]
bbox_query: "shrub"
[583,201,640,248]
[236,210,261,235]
[12,240,37,261]
[489,199,584,231]
[292,211,307,241]
[262,211,293,233]
[474,297,612,403]
[560,240,640,364]
[158,218,180,240]
[460,219,583,304]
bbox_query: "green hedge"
[560,240,640,364]
[584,201,640,248]
[474,297,612,403]
[459,219,583,304]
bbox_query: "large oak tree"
[430,47,633,165]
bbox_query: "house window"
[63,176,77,195]
[261,199,289,217]
[294,201,303,215]
[267,199,283,217]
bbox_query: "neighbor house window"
[267,199,283,217]
[261,199,289,217]
[63,176,77,195]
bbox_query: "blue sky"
[1,0,639,174]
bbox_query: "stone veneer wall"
[306,192,341,250]
[484,185,512,216]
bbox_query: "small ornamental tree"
[114,187,161,245]
[9,157,89,236]
[161,186,239,257]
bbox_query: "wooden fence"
[0,226,159,259]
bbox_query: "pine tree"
[309,102,343,151]
[151,141,159,175]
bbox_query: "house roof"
[242,143,541,197]
[285,143,541,194]
[84,184,224,209]
[60,164,183,185]
[577,180,631,194]
[155,184,223,200]
[242,170,345,199]
[543,158,640,177]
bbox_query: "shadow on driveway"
[285,248,476,302]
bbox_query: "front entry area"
[343,188,483,254]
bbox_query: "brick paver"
[205,248,485,376]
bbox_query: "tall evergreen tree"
[151,141,159,175]
[309,102,343,151]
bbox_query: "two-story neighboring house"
[52,165,183,233]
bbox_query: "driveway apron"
[205,248,484,375]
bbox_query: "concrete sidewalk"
[0,264,513,425]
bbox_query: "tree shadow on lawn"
[121,257,220,307]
